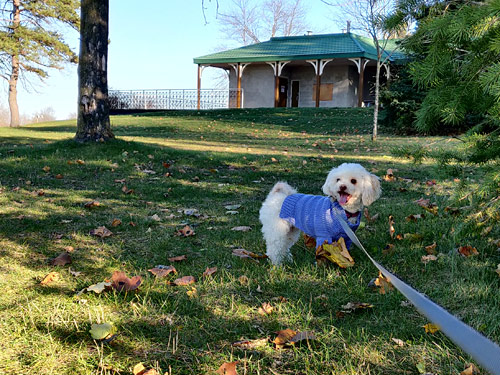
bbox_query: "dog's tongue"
[339,193,349,205]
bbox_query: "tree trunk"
[75,0,114,142]
[372,58,380,141]
[8,0,21,128]
[9,55,20,127]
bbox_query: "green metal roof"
[193,32,406,64]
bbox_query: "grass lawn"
[0,108,498,375]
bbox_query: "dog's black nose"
[339,185,347,192]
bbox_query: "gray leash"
[332,209,500,375]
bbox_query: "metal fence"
[108,89,241,111]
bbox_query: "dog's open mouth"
[338,192,351,205]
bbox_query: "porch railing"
[108,89,241,111]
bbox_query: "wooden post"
[274,71,279,107]
[358,58,365,107]
[315,59,321,108]
[236,63,242,108]
[197,65,201,110]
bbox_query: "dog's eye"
[336,178,340,182]
[351,179,357,184]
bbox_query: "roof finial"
[346,21,351,33]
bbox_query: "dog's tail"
[270,181,296,196]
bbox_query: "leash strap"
[332,209,500,375]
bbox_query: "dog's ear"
[362,173,381,206]
[322,168,338,196]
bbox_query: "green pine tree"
[0,0,79,127]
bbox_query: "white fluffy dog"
[259,163,381,265]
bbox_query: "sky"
[4,0,342,120]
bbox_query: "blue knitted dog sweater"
[279,194,361,249]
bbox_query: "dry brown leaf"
[84,200,100,208]
[238,275,249,285]
[340,302,374,314]
[122,185,134,194]
[425,179,436,186]
[232,338,269,349]
[424,242,437,254]
[405,213,425,222]
[111,218,122,227]
[370,271,394,294]
[90,226,113,238]
[257,302,273,315]
[273,329,297,347]
[202,267,217,277]
[421,254,438,264]
[460,363,480,375]
[148,266,177,277]
[388,215,395,239]
[111,271,142,292]
[382,243,395,255]
[391,338,404,347]
[175,225,195,237]
[216,361,239,375]
[415,198,438,215]
[458,245,479,257]
[364,208,379,223]
[232,249,267,259]
[289,331,317,344]
[42,166,51,172]
[168,255,187,262]
[55,174,63,179]
[133,363,160,375]
[50,252,72,266]
[40,271,59,285]
[303,234,316,249]
[173,276,196,286]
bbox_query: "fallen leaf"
[405,213,425,222]
[382,243,395,255]
[69,268,82,277]
[258,302,273,315]
[50,252,72,266]
[76,159,85,165]
[425,179,436,186]
[383,169,395,182]
[364,208,380,223]
[122,185,134,194]
[216,361,239,375]
[316,238,354,268]
[273,329,297,347]
[55,174,63,179]
[391,338,404,347]
[168,255,187,262]
[84,200,100,208]
[175,225,195,237]
[42,166,51,172]
[424,243,437,254]
[111,218,122,227]
[86,281,112,294]
[340,302,374,314]
[151,214,161,222]
[148,266,177,277]
[40,271,59,285]
[289,331,317,344]
[203,267,217,277]
[90,226,113,238]
[415,198,438,215]
[423,323,440,334]
[303,234,316,248]
[231,226,252,232]
[114,178,126,183]
[369,271,393,294]
[232,338,269,349]
[232,249,267,259]
[458,245,479,257]
[238,275,249,285]
[421,254,438,264]
[388,215,396,239]
[460,363,480,375]
[111,271,142,292]
[90,322,116,340]
[173,276,196,286]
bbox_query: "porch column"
[306,59,333,108]
[358,58,365,107]
[236,63,242,108]
[197,64,202,110]
[348,58,369,107]
[265,61,290,107]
